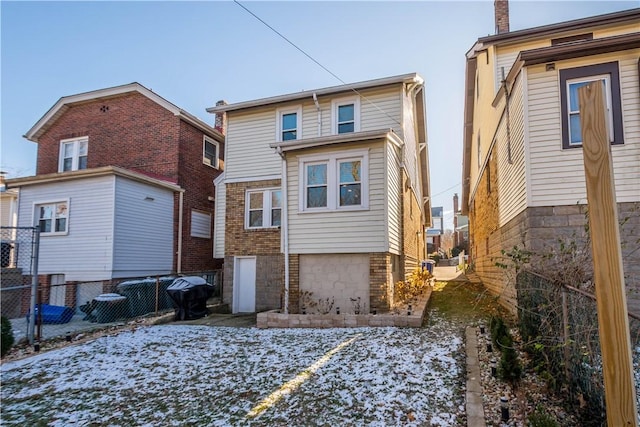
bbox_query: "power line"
[431,182,461,199]
[233,0,403,128]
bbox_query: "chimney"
[214,100,228,135]
[453,193,459,229]
[494,0,510,34]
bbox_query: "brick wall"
[37,93,180,178]
[222,179,283,311]
[370,253,391,312]
[472,196,640,315]
[468,147,502,303]
[176,120,223,273]
[402,172,426,276]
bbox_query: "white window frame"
[331,96,360,135]
[59,137,88,172]
[203,136,220,169]
[190,210,212,238]
[245,188,282,229]
[35,199,70,236]
[298,149,369,213]
[276,106,302,142]
[565,74,613,146]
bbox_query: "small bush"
[394,268,432,304]
[527,406,560,427]
[490,316,509,348]
[1,316,14,357]
[498,335,522,384]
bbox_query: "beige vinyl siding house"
[209,73,431,314]
[462,7,640,313]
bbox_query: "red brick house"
[7,83,224,308]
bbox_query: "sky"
[1,0,637,229]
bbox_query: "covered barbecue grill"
[166,276,215,320]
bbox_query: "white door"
[49,274,66,306]
[234,257,256,313]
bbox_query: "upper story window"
[331,97,360,134]
[203,136,220,168]
[559,62,623,149]
[276,106,302,142]
[59,137,88,172]
[246,188,281,229]
[37,201,68,235]
[299,149,369,212]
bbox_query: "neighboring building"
[208,73,431,314]
[462,4,640,312]
[426,206,444,254]
[7,83,224,309]
[0,173,18,229]
[452,193,469,251]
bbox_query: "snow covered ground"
[1,315,466,426]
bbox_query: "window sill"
[299,206,369,214]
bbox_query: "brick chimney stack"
[453,193,459,229]
[495,0,510,34]
[214,100,228,135]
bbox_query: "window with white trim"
[299,150,369,212]
[559,62,623,149]
[191,210,212,238]
[276,106,302,142]
[203,136,220,168]
[37,201,68,235]
[331,97,360,134]
[246,188,281,229]
[59,137,88,172]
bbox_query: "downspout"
[313,92,321,136]
[177,191,184,274]
[278,147,290,314]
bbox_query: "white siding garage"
[299,254,369,314]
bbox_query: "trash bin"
[1,242,12,268]
[27,304,74,324]
[166,277,215,321]
[93,293,129,323]
[421,259,436,274]
[116,279,156,316]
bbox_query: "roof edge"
[6,166,184,192]
[478,8,640,46]
[207,73,422,113]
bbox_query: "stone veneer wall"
[473,202,640,315]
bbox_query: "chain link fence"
[1,226,223,347]
[516,269,640,425]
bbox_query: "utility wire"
[233,0,403,128]
[431,182,462,199]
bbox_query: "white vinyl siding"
[527,54,640,206]
[16,176,115,281]
[113,177,174,278]
[224,109,282,181]
[287,142,387,253]
[386,142,402,254]
[497,71,527,226]
[191,210,212,238]
[495,50,520,94]
[213,179,226,258]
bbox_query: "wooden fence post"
[578,82,638,426]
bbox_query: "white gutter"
[313,92,321,136]
[280,151,290,314]
[177,191,184,274]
